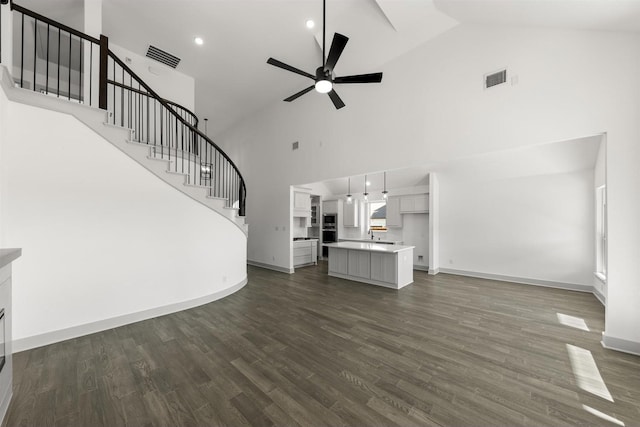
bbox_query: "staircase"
[2,2,247,234]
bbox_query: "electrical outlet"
[449,259,453,264]
[418,255,423,262]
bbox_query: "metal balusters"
[32,18,36,92]
[56,27,60,96]
[9,1,246,216]
[45,23,49,94]
[78,36,82,102]
[20,13,24,87]
[67,29,71,99]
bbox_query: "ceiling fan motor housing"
[316,66,332,82]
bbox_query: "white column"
[0,2,13,74]
[428,172,440,274]
[83,0,101,106]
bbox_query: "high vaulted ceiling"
[16,0,640,135]
[308,134,602,195]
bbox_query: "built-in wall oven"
[322,214,338,257]
[322,214,337,229]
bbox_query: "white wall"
[0,86,6,241]
[109,43,195,112]
[439,169,595,286]
[0,97,246,349]
[218,25,640,350]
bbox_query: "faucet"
[368,228,374,240]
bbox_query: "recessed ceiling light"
[194,37,204,46]
[306,20,315,29]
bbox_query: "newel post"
[98,34,108,110]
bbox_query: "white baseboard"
[438,268,593,293]
[247,260,294,274]
[602,334,640,356]
[0,389,11,427]
[428,268,440,275]
[13,278,247,353]
[413,265,429,272]
[592,288,606,306]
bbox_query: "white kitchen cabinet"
[328,248,348,274]
[323,199,339,214]
[348,250,370,279]
[293,239,318,267]
[293,192,312,218]
[343,200,359,227]
[386,196,402,227]
[400,194,429,213]
[370,252,397,284]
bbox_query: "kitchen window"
[368,201,387,231]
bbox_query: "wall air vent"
[292,141,299,151]
[484,69,507,89]
[146,45,181,69]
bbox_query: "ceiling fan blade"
[328,89,345,109]
[334,72,383,84]
[284,85,315,102]
[267,58,315,80]
[324,33,349,72]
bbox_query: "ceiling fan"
[266,0,383,110]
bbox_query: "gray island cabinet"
[325,242,414,289]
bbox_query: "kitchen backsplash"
[293,217,308,238]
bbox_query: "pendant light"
[363,175,369,201]
[346,177,352,204]
[382,171,388,199]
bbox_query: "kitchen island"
[325,242,414,289]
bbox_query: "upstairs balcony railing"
[2,1,246,216]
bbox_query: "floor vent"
[485,69,507,89]
[146,45,180,69]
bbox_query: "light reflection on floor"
[556,312,590,331]
[562,337,627,425]
[566,344,613,402]
[582,404,625,426]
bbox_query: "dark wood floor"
[4,263,640,426]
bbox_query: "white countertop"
[325,242,414,253]
[339,238,404,245]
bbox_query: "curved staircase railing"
[5,2,246,216]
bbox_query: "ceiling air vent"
[146,45,181,69]
[484,69,507,89]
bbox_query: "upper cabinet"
[400,194,429,214]
[293,192,311,218]
[323,199,339,214]
[386,196,402,227]
[343,200,359,227]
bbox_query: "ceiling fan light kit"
[267,0,383,109]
